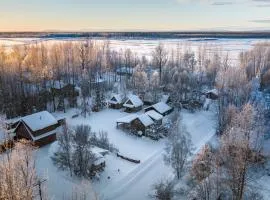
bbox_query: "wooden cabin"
[116,114,138,129]
[50,81,79,98]
[145,102,173,116]
[130,114,154,134]
[14,111,61,147]
[108,94,125,109]
[123,94,143,113]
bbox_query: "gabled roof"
[109,94,124,104]
[20,111,58,132]
[206,89,218,96]
[145,110,163,121]
[148,102,172,114]
[137,114,154,127]
[123,94,143,108]
[116,114,138,124]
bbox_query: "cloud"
[252,0,270,2]
[250,19,270,23]
[211,1,234,5]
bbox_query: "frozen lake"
[1,37,270,64]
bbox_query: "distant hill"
[1,31,270,39]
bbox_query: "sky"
[0,0,270,31]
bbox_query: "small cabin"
[205,89,218,100]
[14,111,61,147]
[50,81,79,98]
[123,95,143,113]
[108,94,125,109]
[116,114,138,129]
[145,102,173,116]
[90,146,108,176]
[130,114,154,134]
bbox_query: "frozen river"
[1,37,270,64]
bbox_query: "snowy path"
[102,148,166,200]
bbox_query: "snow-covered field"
[35,107,217,200]
[1,37,270,64]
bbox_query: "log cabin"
[14,111,61,147]
[123,94,143,112]
[108,94,125,109]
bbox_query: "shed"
[123,94,143,112]
[145,102,173,116]
[108,94,125,109]
[14,111,60,146]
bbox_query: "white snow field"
[35,107,216,200]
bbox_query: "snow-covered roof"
[138,114,154,127]
[21,111,58,132]
[93,153,106,165]
[91,146,109,156]
[123,95,143,108]
[206,89,218,96]
[145,110,163,121]
[151,102,172,114]
[109,94,124,104]
[116,114,138,124]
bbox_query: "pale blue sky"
[0,0,269,31]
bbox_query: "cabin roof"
[21,111,58,132]
[137,114,154,127]
[206,89,218,96]
[145,110,163,121]
[116,114,138,124]
[148,102,172,114]
[109,94,124,104]
[123,94,143,108]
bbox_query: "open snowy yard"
[35,107,216,200]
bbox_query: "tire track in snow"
[101,148,164,200]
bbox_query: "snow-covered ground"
[1,37,270,64]
[35,107,217,200]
